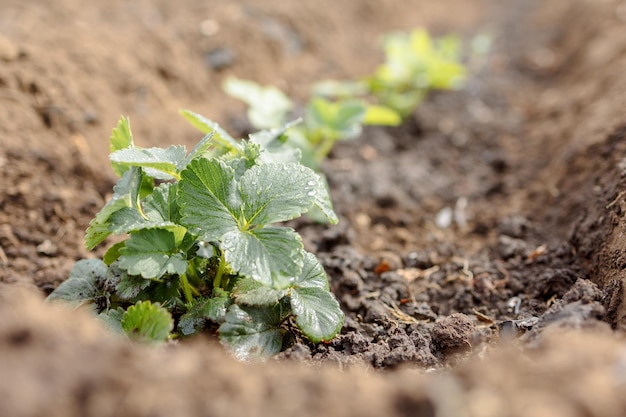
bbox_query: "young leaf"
[372,88,425,118]
[46,259,108,308]
[228,141,263,178]
[103,242,125,266]
[219,304,286,360]
[290,287,343,343]
[289,252,344,343]
[180,109,239,152]
[363,105,402,126]
[292,251,330,290]
[223,77,293,130]
[97,307,125,334]
[181,159,323,232]
[181,159,324,287]
[109,263,152,301]
[178,292,229,335]
[109,116,135,177]
[240,163,321,226]
[85,167,144,250]
[108,183,186,240]
[121,301,173,343]
[143,182,182,224]
[221,227,304,288]
[306,98,366,141]
[179,158,240,241]
[110,145,187,181]
[248,120,302,164]
[310,175,339,225]
[231,276,288,306]
[118,228,188,279]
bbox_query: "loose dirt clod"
[431,313,476,356]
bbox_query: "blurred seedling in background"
[224,28,469,167]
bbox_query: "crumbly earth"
[3,0,626,416]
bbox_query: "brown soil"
[3,0,626,415]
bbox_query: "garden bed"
[2,0,626,415]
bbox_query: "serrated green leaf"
[290,287,343,343]
[181,158,320,287]
[232,277,288,306]
[306,98,366,140]
[107,207,151,233]
[97,307,125,334]
[103,241,126,265]
[293,251,330,290]
[109,117,134,177]
[311,174,338,224]
[108,183,187,242]
[46,259,108,308]
[222,227,303,288]
[144,182,181,224]
[219,304,286,361]
[114,268,152,301]
[85,167,144,250]
[181,133,215,168]
[118,228,188,279]
[288,251,343,343]
[223,77,293,129]
[121,301,173,343]
[110,146,187,181]
[248,120,303,164]
[180,109,239,152]
[178,293,229,336]
[240,163,320,226]
[179,158,240,241]
[182,158,322,236]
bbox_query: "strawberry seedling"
[223,77,400,169]
[47,113,344,360]
[223,29,466,168]
[365,28,466,118]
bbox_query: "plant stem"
[180,273,194,304]
[213,251,228,290]
[314,136,337,162]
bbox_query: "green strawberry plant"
[47,112,344,360]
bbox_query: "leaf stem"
[213,251,228,290]
[180,273,195,304]
[314,136,337,162]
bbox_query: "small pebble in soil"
[405,251,434,269]
[205,47,236,71]
[497,234,529,259]
[36,239,58,256]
